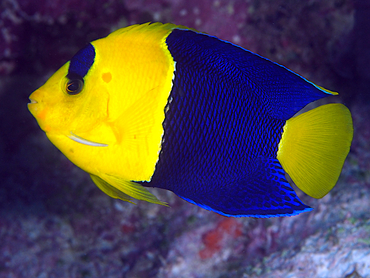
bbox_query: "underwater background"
[1,0,369,277]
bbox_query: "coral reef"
[1,0,369,277]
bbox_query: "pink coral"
[199,218,243,259]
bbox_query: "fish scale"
[142,30,297,216]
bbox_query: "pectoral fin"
[90,174,135,203]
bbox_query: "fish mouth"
[68,131,108,147]
[27,97,40,117]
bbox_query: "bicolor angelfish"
[28,23,353,217]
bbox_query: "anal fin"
[178,157,311,218]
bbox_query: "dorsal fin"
[165,28,335,120]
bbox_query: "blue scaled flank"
[142,29,328,217]
[68,43,95,78]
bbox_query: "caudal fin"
[277,103,353,198]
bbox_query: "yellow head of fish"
[28,23,177,205]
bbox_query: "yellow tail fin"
[277,103,353,198]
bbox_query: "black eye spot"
[65,73,84,95]
[66,79,83,95]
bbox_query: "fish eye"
[65,74,84,95]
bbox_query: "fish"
[28,22,353,218]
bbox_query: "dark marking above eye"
[68,43,95,78]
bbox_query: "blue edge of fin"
[178,158,313,218]
[180,196,313,218]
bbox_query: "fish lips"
[28,90,50,132]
